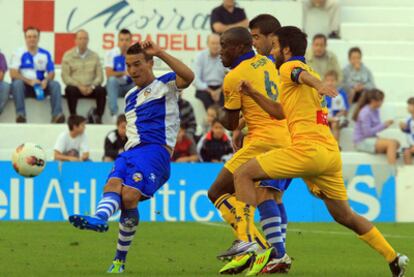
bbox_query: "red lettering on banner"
[170,34,181,51]
[131,34,141,44]
[157,34,169,50]
[102,34,115,50]
[197,34,204,51]
[144,34,153,41]
[183,34,195,51]
[316,110,329,126]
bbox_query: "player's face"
[220,37,237,68]
[251,28,272,56]
[270,36,284,69]
[212,122,225,139]
[324,75,337,89]
[407,104,414,115]
[223,0,235,8]
[126,53,154,87]
[25,30,39,49]
[208,34,221,56]
[312,38,326,57]
[74,122,86,136]
[370,99,383,109]
[349,52,362,70]
[117,121,127,137]
[118,34,132,53]
[76,31,89,50]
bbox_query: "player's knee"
[122,187,141,209]
[104,178,122,194]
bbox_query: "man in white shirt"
[54,115,90,161]
[105,29,135,120]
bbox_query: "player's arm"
[239,81,285,120]
[141,40,194,89]
[54,150,79,162]
[219,108,240,131]
[296,70,338,97]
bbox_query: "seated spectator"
[197,120,233,162]
[400,97,414,165]
[178,94,197,139]
[210,0,248,34]
[172,125,199,162]
[303,0,341,38]
[10,26,64,123]
[105,29,135,121]
[0,50,10,114]
[103,114,127,162]
[62,29,106,124]
[343,47,375,103]
[194,33,226,110]
[353,89,399,164]
[306,34,342,83]
[324,70,349,143]
[54,115,90,162]
[202,104,220,134]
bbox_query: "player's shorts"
[107,144,171,198]
[256,142,347,200]
[258,178,292,192]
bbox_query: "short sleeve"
[104,51,113,68]
[239,8,247,21]
[158,72,180,94]
[210,8,221,25]
[279,61,307,85]
[80,134,90,154]
[46,51,55,72]
[223,74,241,110]
[9,50,21,70]
[54,133,66,153]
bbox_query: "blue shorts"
[107,144,171,198]
[259,178,292,192]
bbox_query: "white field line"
[198,222,414,240]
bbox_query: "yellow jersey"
[223,51,290,146]
[278,57,338,151]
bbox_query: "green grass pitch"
[0,222,412,276]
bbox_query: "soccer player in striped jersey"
[68,41,194,273]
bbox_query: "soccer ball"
[12,143,46,177]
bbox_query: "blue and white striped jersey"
[124,72,181,150]
[10,47,54,80]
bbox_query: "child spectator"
[54,115,89,161]
[324,70,349,143]
[202,105,220,134]
[353,89,400,164]
[400,97,414,164]
[172,125,199,162]
[197,120,233,162]
[103,114,127,161]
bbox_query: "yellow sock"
[359,227,397,263]
[214,194,238,236]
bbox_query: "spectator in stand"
[194,33,226,110]
[103,114,127,162]
[306,34,342,83]
[353,89,399,164]
[202,104,220,134]
[62,29,106,124]
[400,97,414,165]
[324,70,349,143]
[343,47,375,103]
[105,29,135,121]
[210,0,248,34]
[172,125,199,162]
[303,0,341,38]
[0,50,10,114]
[197,119,233,162]
[10,26,64,123]
[178,94,197,139]
[54,115,90,162]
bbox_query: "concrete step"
[364,57,414,75]
[342,7,414,24]
[374,73,414,101]
[341,23,414,41]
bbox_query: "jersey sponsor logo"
[144,88,152,97]
[316,110,328,126]
[132,172,143,182]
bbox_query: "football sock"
[258,200,285,258]
[95,192,121,221]
[114,208,139,262]
[359,227,397,263]
[278,203,288,248]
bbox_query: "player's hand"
[385,119,394,127]
[232,129,244,152]
[29,79,41,87]
[316,84,338,97]
[41,79,48,90]
[140,40,163,57]
[400,121,407,131]
[239,80,256,96]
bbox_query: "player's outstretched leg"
[69,179,122,232]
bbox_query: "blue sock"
[278,203,288,247]
[258,199,285,258]
[95,192,121,221]
[115,208,139,262]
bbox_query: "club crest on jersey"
[132,172,143,182]
[144,88,152,97]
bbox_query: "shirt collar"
[231,50,255,69]
[76,48,89,59]
[287,56,306,63]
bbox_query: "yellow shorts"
[256,142,348,200]
[225,140,285,174]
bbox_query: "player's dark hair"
[119,28,132,36]
[249,14,281,35]
[348,47,362,58]
[68,115,87,131]
[24,26,40,36]
[352,89,385,121]
[126,43,152,61]
[324,70,338,80]
[222,27,253,50]
[408,97,414,105]
[312,33,327,44]
[116,114,126,126]
[273,26,307,56]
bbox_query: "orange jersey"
[223,51,290,146]
[278,57,338,151]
